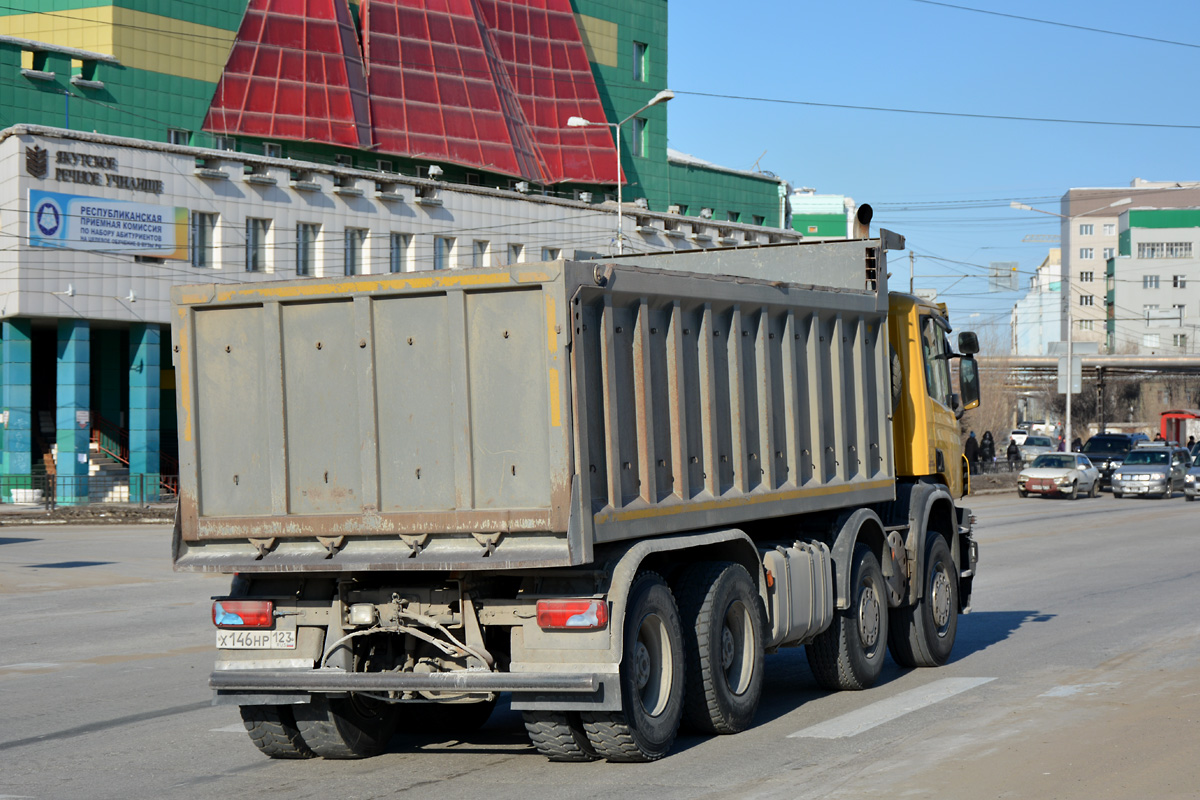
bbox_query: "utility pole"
[909,251,914,294]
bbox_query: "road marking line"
[1040,682,1120,697]
[788,677,996,739]
[210,724,246,733]
[0,663,60,671]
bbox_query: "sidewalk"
[0,501,175,525]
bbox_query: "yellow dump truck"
[172,234,980,762]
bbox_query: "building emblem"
[26,146,48,178]
[34,198,62,237]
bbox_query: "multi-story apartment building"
[1011,249,1062,355]
[1107,209,1200,354]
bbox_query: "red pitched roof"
[205,0,618,185]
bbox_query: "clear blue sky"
[667,0,1200,349]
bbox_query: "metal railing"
[0,474,178,509]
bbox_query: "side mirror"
[959,355,981,410]
[958,331,979,355]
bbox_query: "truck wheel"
[888,535,958,668]
[398,698,496,737]
[805,545,888,691]
[676,562,765,734]
[239,705,314,759]
[293,693,397,759]
[523,711,599,761]
[580,572,685,762]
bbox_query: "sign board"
[989,262,1019,292]
[1057,355,1082,394]
[28,190,188,259]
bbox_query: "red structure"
[205,0,618,185]
[204,0,372,148]
[1160,409,1200,444]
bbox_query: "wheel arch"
[829,507,887,611]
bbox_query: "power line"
[908,0,1200,51]
[673,90,1200,130]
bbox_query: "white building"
[1010,249,1062,355]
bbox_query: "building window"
[1079,319,1094,331]
[335,154,353,168]
[246,218,269,272]
[214,135,237,151]
[1079,295,1093,306]
[190,212,216,268]
[727,211,741,223]
[1079,223,1094,236]
[1079,247,1093,260]
[541,247,561,261]
[1080,271,1093,282]
[472,240,489,268]
[1143,333,1161,348]
[1173,304,1187,319]
[1138,242,1192,258]
[631,117,647,158]
[509,243,524,265]
[344,228,367,275]
[390,233,411,273]
[753,215,765,226]
[1143,304,1159,322]
[376,159,393,173]
[168,128,190,146]
[297,223,319,276]
[1174,334,1188,348]
[1103,247,1115,260]
[434,236,455,270]
[633,41,648,82]
[1174,274,1187,289]
[1144,275,1160,289]
[1103,223,1116,236]
[263,142,282,158]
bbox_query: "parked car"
[1185,451,1200,501]
[1017,453,1101,499]
[1019,435,1055,464]
[1009,429,1029,447]
[1110,446,1191,499]
[1081,433,1138,489]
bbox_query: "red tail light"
[536,599,609,630]
[213,600,274,629]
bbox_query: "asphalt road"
[2,491,1199,799]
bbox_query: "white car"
[1009,429,1029,446]
[1017,453,1101,499]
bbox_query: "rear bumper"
[211,669,600,694]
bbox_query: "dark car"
[1081,433,1138,488]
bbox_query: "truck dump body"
[172,242,895,573]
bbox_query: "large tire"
[1067,480,1079,500]
[805,545,888,691]
[1088,480,1098,499]
[397,698,496,738]
[676,562,765,735]
[888,534,959,668]
[523,711,598,762]
[240,705,315,759]
[293,693,397,759]
[1018,489,1028,498]
[580,572,685,762]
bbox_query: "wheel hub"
[721,626,735,671]
[930,565,953,632]
[633,641,651,691]
[858,585,880,648]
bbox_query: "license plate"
[216,630,296,650]
[1031,480,1053,491]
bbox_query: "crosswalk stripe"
[788,677,996,739]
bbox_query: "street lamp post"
[1011,197,1132,447]
[567,89,674,254]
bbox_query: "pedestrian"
[964,431,979,475]
[1007,439,1021,471]
[1071,436,1082,452]
[1154,431,1165,441]
[980,431,995,472]
[1057,435,1065,452]
[1188,435,1195,449]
